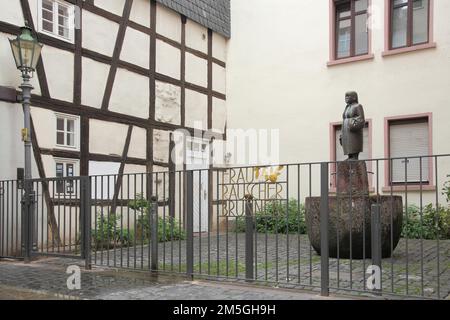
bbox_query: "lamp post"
[9,23,43,261]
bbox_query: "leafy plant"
[129,193,186,242]
[401,204,450,240]
[234,199,307,234]
[92,213,120,249]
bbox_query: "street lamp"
[9,23,43,261]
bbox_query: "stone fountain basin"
[305,195,403,259]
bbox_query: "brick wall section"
[156,0,230,38]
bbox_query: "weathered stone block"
[336,160,369,197]
[305,195,403,259]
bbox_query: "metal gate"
[0,176,91,267]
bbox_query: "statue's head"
[345,91,358,104]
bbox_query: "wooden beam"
[0,21,226,102]
[30,119,61,245]
[169,133,176,218]
[19,0,50,98]
[207,29,213,130]
[0,88,225,141]
[181,15,186,127]
[146,0,157,199]
[101,0,133,110]
[73,0,82,106]
[111,125,133,214]
[0,87,17,103]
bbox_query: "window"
[335,0,369,59]
[38,0,75,43]
[390,0,430,49]
[388,117,431,185]
[55,160,77,194]
[55,114,78,149]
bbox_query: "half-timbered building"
[0,0,229,181]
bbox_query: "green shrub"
[402,204,450,240]
[92,213,120,249]
[155,217,186,242]
[129,193,186,242]
[91,192,186,249]
[234,199,307,234]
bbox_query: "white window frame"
[55,113,80,150]
[38,0,75,43]
[54,158,78,194]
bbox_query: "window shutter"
[389,120,429,183]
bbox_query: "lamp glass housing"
[9,26,43,73]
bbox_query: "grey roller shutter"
[389,120,429,183]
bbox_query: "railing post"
[21,180,34,263]
[245,194,254,281]
[80,176,92,270]
[320,162,330,297]
[186,170,194,278]
[371,204,382,295]
[150,196,159,271]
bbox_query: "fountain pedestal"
[305,161,403,259]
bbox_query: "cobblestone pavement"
[0,259,344,300]
[92,233,450,299]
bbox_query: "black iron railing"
[0,154,449,299]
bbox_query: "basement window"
[55,159,77,194]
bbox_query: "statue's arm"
[350,104,365,131]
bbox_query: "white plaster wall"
[82,10,119,57]
[186,20,208,53]
[40,46,74,102]
[81,57,109,108]
[0,33,41,94]
[130,0,151,28]
[27,0,38,27]
[156,39,180,79]
[41,155,55,179]
[153,129,170,163]
[212,97,227,133]
[122,164,148,197]
[127,126,147,159]
[152,165,169,203]
[0,0,23,26]
[121,27,150,69]
[185,52,207,87]
[89,161,120,176]
[185,89,207,130]
[156,3,181,42]
[213,63,226,94]
[0,102,36,179]
[227,0,450,202]
[89,119,128,156]
[30,107,56,150]
[109,67,149,119]
[212,33,228,62]
[124,164,147,174]
[155,81,181,125]
[89,161,120,200]
[94,0,126,16]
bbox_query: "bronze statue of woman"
[339,91,365,160]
